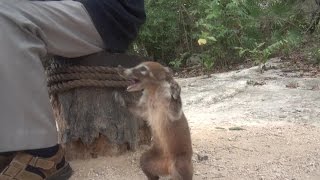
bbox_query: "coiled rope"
[46,64,129,95]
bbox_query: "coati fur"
[116,61,193,180]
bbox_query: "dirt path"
[70,59,320,180]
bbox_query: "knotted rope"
[46,64,129,95]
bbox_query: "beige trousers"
[0,0,104,152]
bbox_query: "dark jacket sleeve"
[77,0,146,52]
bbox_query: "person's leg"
[0,0,104,179]
[0,0,104,152]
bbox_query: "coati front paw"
[112,91,126,107]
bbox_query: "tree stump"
[47,52,151,160]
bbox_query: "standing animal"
[116,61,193,180]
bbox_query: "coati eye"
[138,66,148,75]
[138,66,147,71]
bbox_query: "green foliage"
[169,58,183,69]
[202,54,214,71]
[311,48,320,64]
[132,0,317,69]
[237,30,302,65]
[134,0,188,64]
[199,52,214,75]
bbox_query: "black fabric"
[76,0,146,52]
[25,144,59,158]
[0,152,15,156]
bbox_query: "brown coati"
[116,61,193,180]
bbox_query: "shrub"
[132,0,318,70]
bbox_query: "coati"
[116,61,193,180]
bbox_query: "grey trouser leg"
[0,0,104,152]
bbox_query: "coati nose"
[123,69,132,76]
[117,65,133,78]
[117,65,125,76]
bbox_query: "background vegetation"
[130,0,320,71]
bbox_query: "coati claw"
[112,91,126,107]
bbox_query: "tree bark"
[47,52,151,160]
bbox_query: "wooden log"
[48,52,151,160]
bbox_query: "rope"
[47,65,119,75]
[47,73,125,85]
[46,64,129,95]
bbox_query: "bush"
[132,0,318,70]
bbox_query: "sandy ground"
[70,59,320,180]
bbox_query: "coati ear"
[169,80,181,100]
[163,66,175,82]
[164,66,174,77]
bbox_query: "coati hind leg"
[140,148,169,180]
[169,157,193,180]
